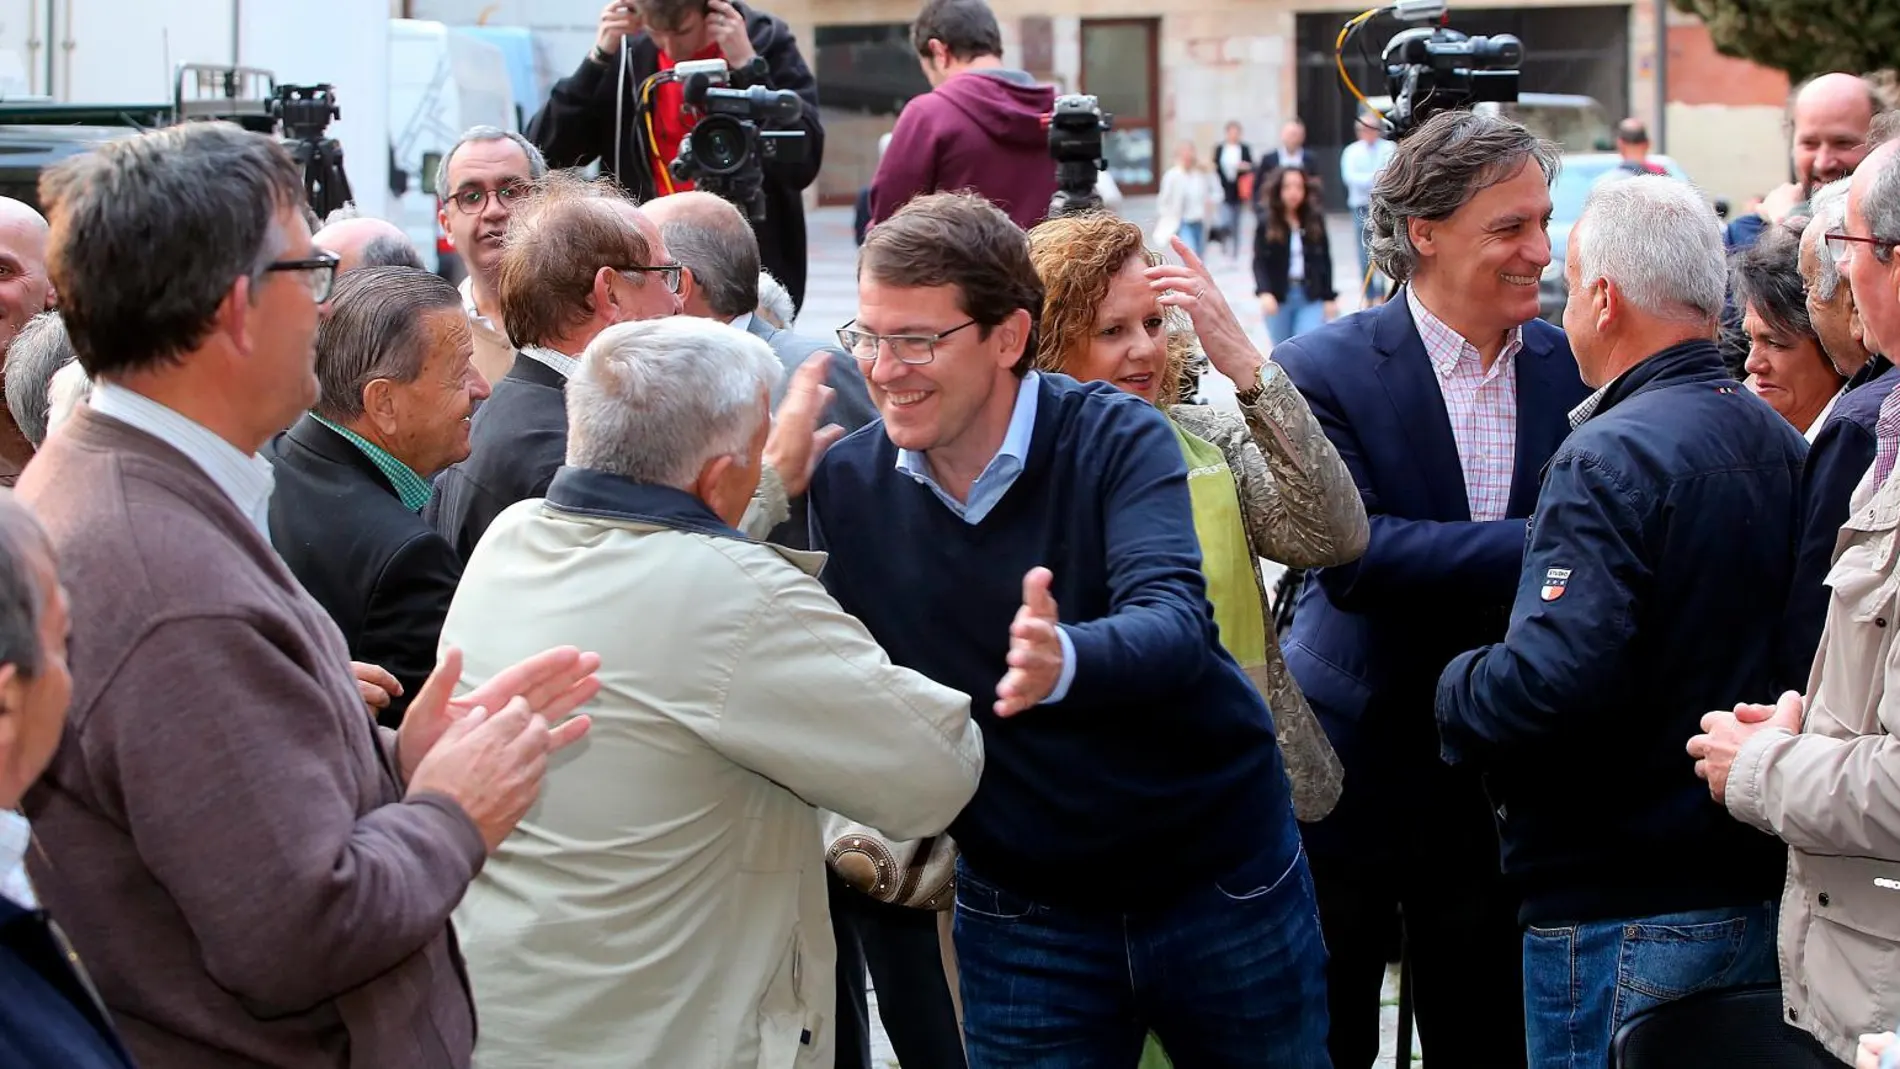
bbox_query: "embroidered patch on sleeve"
[1540,567,1571,602]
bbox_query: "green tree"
[1671,0,1900,83]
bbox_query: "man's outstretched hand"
[995,567,1064,717]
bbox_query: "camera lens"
[689,117,747,176]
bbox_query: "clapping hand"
[397,646,601,785]
[763,353,846,497]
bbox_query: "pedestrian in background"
[1254,166,1336,344]
[1156,142,1218,259]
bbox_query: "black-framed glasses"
[448,183,529,214]
[1825,229,1899,260]
[836,319,978,366]
[616,263,684,295]
[264,252,340,302]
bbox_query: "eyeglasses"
[448,183,529,214]
[615,263,684,295]
[836,319,978,366]
[1825,229,1899,261]
[264,252,340,302]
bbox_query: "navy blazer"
[269,415,463,728]
[0,898,136,1068]
[1273,294,1590,856]
[427,352,569,562]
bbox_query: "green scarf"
[1171,419,1269,668]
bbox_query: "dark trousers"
[831,871,967,1069]
[1308,844,1526,1069]
[955,840,1330,1069]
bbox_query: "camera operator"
[869,0,1057,230]
[527,0,823,313]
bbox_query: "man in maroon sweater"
[18,121,600,1069]
[869,0,1057,230]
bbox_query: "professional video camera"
[1046,94,1113,218]
[668,58,808,222]
[269,83,353,220]
[1336,0,1521,141]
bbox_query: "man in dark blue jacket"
[1274,110,1585,1069]
[1437,175,1805,1069]
[809,192,1328,1066]
[0,493,135,1068]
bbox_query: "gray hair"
[1731,222,1816,342]
[1575,175,1726,322]
[566,317,784,489]
[313,266,462,421]
[756,271,795,329]
[1806,178,1851,301]
[4,312,75,446]
[435,126,548,201]
[1368,109,1561,283]
[357,235,426,271]
[45,360,89,436]
[323,204,362,226]
[1869,149,1900,265]
[658,202,762,320]
[0,493,53,678]
[39,121,303,377]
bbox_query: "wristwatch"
[587,44,614,67]
[1235,362,1275,406]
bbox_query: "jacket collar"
[1582,339,1730,424]
[286,414,404,501]
[506,350,570,390]
[543,466,748,540]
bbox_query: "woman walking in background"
[1157,142,1219,259]
[1213,121,1255,262]
[1254,166,1338,345]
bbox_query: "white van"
[387,19,515,276]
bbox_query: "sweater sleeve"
[1058,400,1226,706]
[90,614,486,1017]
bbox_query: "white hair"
[44,359,91,438]
[1575,175,1726,322]
[1807,178,1852,302]
[566,317,785,489]
[755,270,795,330]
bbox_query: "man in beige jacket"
[1691,140,1900,1063]
[446,316,986,1069]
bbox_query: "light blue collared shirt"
[893,372,1077,703]
[0,809,36,910]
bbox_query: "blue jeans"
[1522,902,1779,1069]
[954,841,1331,1068]
[1266,289,1326,346]
[1178,220,1206,259]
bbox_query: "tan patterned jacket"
[1172,361,1369,820]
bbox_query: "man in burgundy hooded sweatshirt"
[869,0,1058,230]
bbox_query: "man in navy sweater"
[1437,176,1802,1069]
[808,192,1329,1067]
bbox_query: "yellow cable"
[1335,7,1390,127]
[640,72,677,197]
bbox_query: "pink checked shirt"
[1407,288,1523,522]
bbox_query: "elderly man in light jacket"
[445,316,985,1069]
[1690,141,1900,1064]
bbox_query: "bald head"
[1844,140,1900,355]
[1792,73,1881,191]
[313,216,424,275]
[642,192,760,320]
[0,198,52,361]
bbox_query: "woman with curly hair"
[1026,211,1368,827]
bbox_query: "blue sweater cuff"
[1043,626,1077,705]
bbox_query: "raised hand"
[995,567,1064,717]
[1148,236,1263,390]
[764,352,846,496]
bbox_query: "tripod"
[282,135,353,222]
